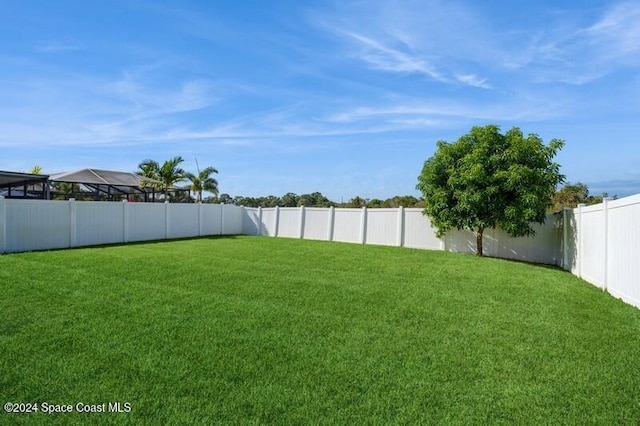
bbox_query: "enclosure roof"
[0,170,50,188]
[49,168,163,188]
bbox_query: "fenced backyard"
[1,193,639,309]
[2,237,640,424]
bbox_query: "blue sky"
[1,0,639,201]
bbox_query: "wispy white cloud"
[586,1,640,63]
[504,2,640,84]
[325,92,570,126]
[315,0,640,89]
[105,65,217,113]
[340,30,446,81]
[34,40,80,53]
[311,2,493,88]
[0,68,221,148]
[455,74,490,89]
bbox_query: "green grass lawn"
[1,236,639,424]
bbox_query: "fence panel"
[277,208,300,238]
[259,208,277,236]
[443,229,477,254]
[127,203,166,242]
[492,216,561,265]
[365,209,399,246]
[5,199,70,252]
[76,201,124,247]
[441,214,560,265]
[222,205,244,235]
[243,207,261,235]
[606,195,640,307]
[303,208,330,241]
[403,209,442,250]
[333,209,362,244]
[579,205,606,287]
[166,204,199,239]
[201,204,222,235]
[563,209,580,275]
[558,208,578,275]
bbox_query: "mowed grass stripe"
[1,236,639,424]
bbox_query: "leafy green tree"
[387,195,421,207]
[218,193,233,204]
[551,182,589,211]
[298,192,333,207]
[261,195,282,207]
[367,198,385,208]
[281,192,299,207]
[233,196,261,207]
[551,182,615,211]
[30,165,43,175]
[417,124,564,256]
[185,166,219,202]
[348,196,366,208]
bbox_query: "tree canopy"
[416,124,565,256]
[550,182,615,211]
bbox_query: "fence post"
[198,202,203,237]
[397,206,405,247]
[69,198,77,248]
[603,197,613,291]
[328,206,335,241]
[299,206,306,239]
[274,206,280,237]
[562,208,570,270]
[360,207,367,244]
[577,203,585,278]
[220,203,225,235]
[258,207,263,236]
[164,200,170,239]
[123,200,129,243]
[0,196,6,253]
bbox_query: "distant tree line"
[204,192,425,208]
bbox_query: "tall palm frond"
[185,166,219,202]
[136,159,162,190]
[158,156,187,196]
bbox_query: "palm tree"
[185,166,219,202]
[30,165,43,175]
[136,159,162,201]
[136,156,187,201]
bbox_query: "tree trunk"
[476,227,484,256]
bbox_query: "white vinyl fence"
[243,206,561,264]
[2,194,639,310]
[0,198,243,253]
[561,195,640,309]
